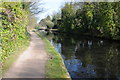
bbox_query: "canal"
[40,31,120,79]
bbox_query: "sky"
[35,0,72,23]
[35,0,119,23]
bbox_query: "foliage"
[1,42,29,76]
[59,2,120,40]
[46,15,51,20]
[96,2,115,38]
[52,13,61,25]
[0,2,30,63]
[61,3,75,32]
[39,17,54,28]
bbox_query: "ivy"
[0,2,30,63]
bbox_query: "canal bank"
[36,31,70,78]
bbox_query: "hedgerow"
[0,2,30,63]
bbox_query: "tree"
[52,13,61,25]
[59,2,120,40]
[112,2,120,39]
[61,3,75,32]
[46,15,51,20]
[97,2,115,38]
[22,2,44,15]
[81,2,94,32]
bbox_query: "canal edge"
[36,31,71,79]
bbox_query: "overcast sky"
[36,0,73,23]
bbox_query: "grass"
[1,40,30,77]
[36,32,70,78]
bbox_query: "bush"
[0,2,30,63]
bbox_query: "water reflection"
[41,31,120,79]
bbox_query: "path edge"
[36,31,71,79]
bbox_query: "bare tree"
[22,1,44,15]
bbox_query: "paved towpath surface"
[3,32,48,78]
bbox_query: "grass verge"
[1,40,30,78]
[36,32,70,78]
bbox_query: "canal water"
[40,31,120,79]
